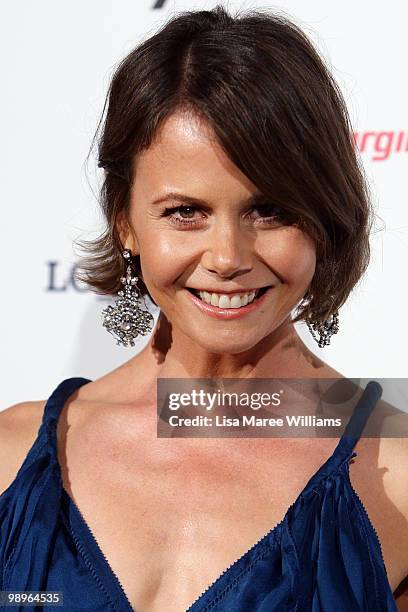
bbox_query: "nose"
[201,219,253,279]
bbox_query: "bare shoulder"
[0,401,47,497]
[379,434,408,511]
[341,388,408,600]
[365,432,408,600]
[0,377,104,500]
[382,435,408,604]
[374,397,408,507]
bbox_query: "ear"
[116,210,140,255]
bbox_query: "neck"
[134,311,334,380]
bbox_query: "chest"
[58,422,401,610]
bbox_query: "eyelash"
[161,203,286,227]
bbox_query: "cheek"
[258,227,316,286]
[136,231,195,288]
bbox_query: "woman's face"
[120,110,316,354]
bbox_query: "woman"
[1,5,407,611]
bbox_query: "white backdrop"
[1,0,407,409]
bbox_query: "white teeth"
[197,289,259,308]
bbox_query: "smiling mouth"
[186,285,271,302]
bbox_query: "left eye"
[165,205,199,221]
[251,203,284,219]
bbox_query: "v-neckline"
[48,377,371,612]
[60,448,354,612]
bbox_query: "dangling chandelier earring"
[306,310,339,348]
[101,249,154,347]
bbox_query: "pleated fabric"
[0,378,397,611]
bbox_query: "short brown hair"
[74,4,376,324]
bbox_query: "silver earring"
[101,249,154,347]
[306,310,339,348]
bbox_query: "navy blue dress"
[0,378,397,611]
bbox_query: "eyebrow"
[150,192,267,206]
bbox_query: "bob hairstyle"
[74,4,375,325]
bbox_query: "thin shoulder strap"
[301,380,383,496]
[40,377,92,434]
[0,378,92,500]
[335,379,383,458]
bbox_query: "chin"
[187,330,266,355]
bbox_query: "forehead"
[132,111,260,201]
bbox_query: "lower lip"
[185,286,275,319]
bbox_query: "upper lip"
[186,285,271,295]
